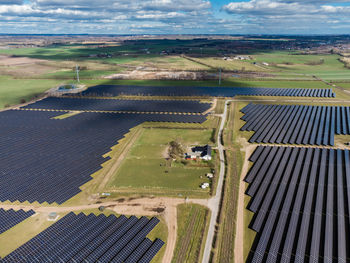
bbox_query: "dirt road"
[234,143,256,263]
[202,100,228,263]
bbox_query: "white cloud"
[222,0,350,33]
[0,0,350,34]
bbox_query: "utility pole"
[76,64,80,83]
[218,68,221,86]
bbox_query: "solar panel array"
[0,110,206,204]
[245,146,350,263]
[240,103,350,146]
[23,97,211,113]
[71,84,335,98]
[2,212,164,263]
[0,209,35,234]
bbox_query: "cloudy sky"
[1,0,350,34]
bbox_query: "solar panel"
[246,146,350,263]
[23,97,211,114]
[70,84,335,98]
[0,209,34,235]
[240,104,350,146]
[3,213,164,263]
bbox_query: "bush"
[168,140,184,159]
[20,99,26,104]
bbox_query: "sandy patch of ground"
[0,55,47,66]
[105,70,209,80]
[0,55,57,76]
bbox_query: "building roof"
[192,145,211,157]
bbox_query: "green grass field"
[172,204,209,263]
[107,128,214,197]
[335,82,350,89]
[252,51,350,80]
[0,76,63,108]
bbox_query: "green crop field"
[0,76,63,109]
[252,51,350,80]
[172,204,210,263]
[106,127,214,197]
[335,82,350,90]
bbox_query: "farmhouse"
[185,145,212,161]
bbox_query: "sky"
[1,0,350,34]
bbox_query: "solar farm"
[0,209,35,235]
[0,81,349,263]
[2,34,350,263]
[240,104,350,146]
[71,84,336,98]
[3,212,164,263]
[245,146,350,262]
[23,97,212,113]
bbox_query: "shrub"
[168,140,184,159]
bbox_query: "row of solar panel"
[0,209,35,235]
[70,85,335,98]
[240,104,350,146]
[23,97,211,113]
[245,146,350,263]
[0,110,207,204]
[2,212,164,263]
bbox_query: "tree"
[168,140,184,159]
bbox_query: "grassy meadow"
[107,127,214,197]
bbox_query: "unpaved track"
[203,98,217,115]
[234,144,256,263]
[202,100,229,263]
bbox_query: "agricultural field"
[335,82,350,90]
[172,204,210,263]
[185,57,266,72]
[0,76,62,108]
[251,51,350,80]
[106,127,215,197]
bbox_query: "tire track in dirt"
[175,206,200,263]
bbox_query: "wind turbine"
[76,64,80,83]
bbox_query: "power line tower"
[76,64,80,83]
